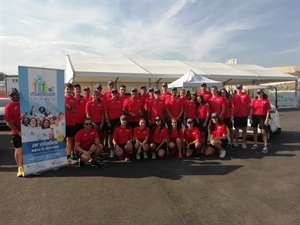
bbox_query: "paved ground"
[0,108,299,225]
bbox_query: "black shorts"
[108,118,120,134]
[223,118,233,129]
[66,126,76,137]
[209,139,228,149]
[12,134,22,148]
[187,143,197,150]
[95,122,103,132]
[197,118,208,132]
[251,115,268,129]
[153,142,167,151]
[234,116,248,128]
[75,123,84,134]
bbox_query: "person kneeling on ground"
[149,116,168,159]
[205,112,227,158]
[184,118,202,159]
[133,118,150,160]
[112,115,133,162]
[74,118,103,167]
[168,118,184,159]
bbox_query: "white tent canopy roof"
[65,55,298,85]
[168,70,222,88]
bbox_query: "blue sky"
[1,0,299,75]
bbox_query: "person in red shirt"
[149,116,168,159]
[139,86,149,103]
[184,91,197,124]
[112,115,133,162]
[250,89,271,153]
[184,118,202,159]
[205,112,227,158]
[83,87,92,102]
[74,118,103,167]
[85,91,105,139]
[95,83,106,102]
[123,88,144,128]
[139,86,149,119]
[208,86,225,119]
[105,89,123,157]
[118,85,128,104]
[196,95,211,150]
[144,87,155,125]
[64,83,78,164]
[231,84,251,149]
[197,82,212,103]
[179,89,190,101]
[165,87,184,128]
[5,88,24,177]
[148,89,165,127]
[219,88,234,146]
[133,118,150,160]
[103,80,115,99]
[168,119,184,159]
[73,84,87,134]
[160,82,172,104]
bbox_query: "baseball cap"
[171,87,177,91]
[108,80,114,85]
[83,87,90,91]
[8,88,19,96]
[155,116,162,121]
[256,88,263,93]
[131,88,138,92]
[191,91,197,96]
[140,86,146,89]
[148,88,154,92]
[162,82,168,87]
[236,84,243,89]
[120,115,127,120]
[95,83,102,89]
[186,118,194,124]
[200,82,207,87]
[111,89,118,94]
[154,89,160,94]
[211,112,219,118]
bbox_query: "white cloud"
[0,0,298,74]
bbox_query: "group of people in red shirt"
[5,81,271,176]
[64,81,271,167]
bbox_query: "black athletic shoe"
[90,161,101,168]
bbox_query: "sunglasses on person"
[84,123,93,126]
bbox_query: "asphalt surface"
[0,108,300,225]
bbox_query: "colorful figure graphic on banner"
[19,66,67,176]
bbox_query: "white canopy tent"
[65,55,298,90]
[168,69,222,88]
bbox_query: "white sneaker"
[219,149,226,158]
[136,153,141,160]
[262,146,268,153]
[242,143,247,149]
[233,142,239,148]
[251,144,258,150]
[109,150,115,158]
[143,152,148,159]
[152,152,156,159]
[67,158,78,165]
